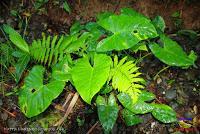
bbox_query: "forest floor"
[0,0,200,134]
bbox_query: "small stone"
[7,119,17,128]
[165,89,176,100]
[156,77,162,84]
[151,122,156,128]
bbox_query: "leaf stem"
[153,66,170,80]
[136,52,152,64]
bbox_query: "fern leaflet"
[111,56,145,103]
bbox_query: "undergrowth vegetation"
[1,8,197,133]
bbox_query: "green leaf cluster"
[3,7,197,133]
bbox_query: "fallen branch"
[0,107,16,118]
[62,92,73,108]
[54,92,79,126]
[86,121,99,134]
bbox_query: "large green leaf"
[3,24,29,53]
[117,93,154,114]
[71,54,112,104]
[149,35,197,67]
[122,109,142,126]
[96,11,158,52]
[151,104,177,123]
[96,94,119,133]
[19,66,65,118]
[97,32,140,51]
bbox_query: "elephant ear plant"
[3,7,197,133]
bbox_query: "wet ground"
[0,0,200,134]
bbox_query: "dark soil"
[0,0,200,134]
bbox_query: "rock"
[7,119,17,128]
[165,89,176,100]
[156,77,162,84]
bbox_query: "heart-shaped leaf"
[96,11,158,52]
[19,65,65,118]
[96,94,119,133]
[149,34,197,67]
[71,54,112,104]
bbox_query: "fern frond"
[29,35,69,66]
[111,56,145,103]
[29,33,89,67]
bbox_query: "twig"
[153,66,170,80]
[62,92,73,108]
[155,97,162,104]
[0,107,16,118]
[86,121,99,134]
[23,16,32,39]
[136,52,152,64]
[54,92,79,126]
